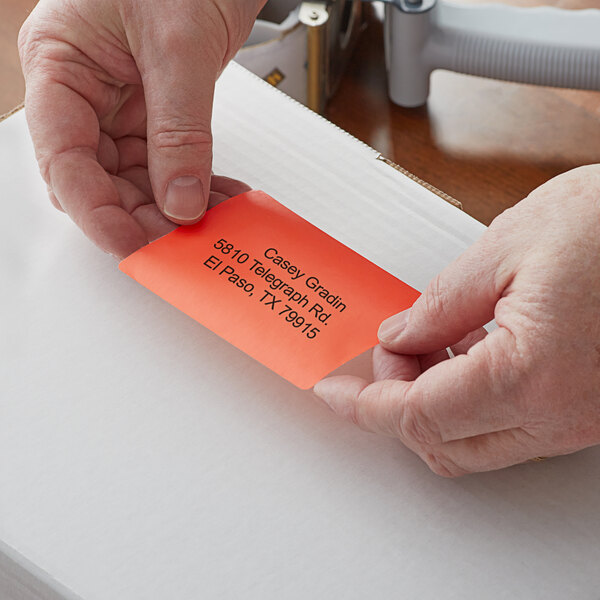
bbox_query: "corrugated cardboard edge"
[376,155,463,210]
[0,98,462,212]
[0,102,24,123]
[229,63,464,212]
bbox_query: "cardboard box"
[1,63,599,599]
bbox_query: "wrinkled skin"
[315,166,600,476]
[19,0,264,258]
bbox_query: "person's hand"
[314,165,600,476]
[18,0,264,258]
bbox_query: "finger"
[119,166,154,199]
[110,176,176,244]
[24,74,148,258]
[109,174,151,215]
[115,136,148,171]
[316,326,527,445]
[450,327,488,356]
[138,26,221,225]
[318,347,450,435]
[210,175,252,198]
[420,428,543,477]
[378,234,512,354]
[131,204,178,243]
[372,345,420,381]
[418,349,450,372]
[313,375,370,423]
[398,326,528,444]
[207,192,233,209]
[97,132,119,175]
[208,177,252,208]
[100,85,147,139]
[314,377,415,439]
[372,345,450,382]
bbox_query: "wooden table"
[0,0,35,116]
[3,0,600,225]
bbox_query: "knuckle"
[149,125,213,152]
[487,206,515,233]
[16,10,59,71]
[423,274,450,320]
[478,327,533,397]
[355,381,397,433]
[39,146,94,189]
[18,26,65,81]
[17,21,43,70]
[17,21,30,59]
[398,394,441,446]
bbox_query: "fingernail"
[378,310,410,343]
[165,176,206,221]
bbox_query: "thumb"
[140,30,222,224]
[379,238,510,354]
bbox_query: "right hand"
[315,166,600,476]
[19,0,264,258]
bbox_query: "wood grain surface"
[2,0,600,224]
[326,3,600,223]
[0,0,36,115]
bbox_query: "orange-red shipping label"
[119,191,421,389]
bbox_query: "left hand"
[314,165,600,476]
[18,0,260,258]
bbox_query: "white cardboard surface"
[1,63,599,600]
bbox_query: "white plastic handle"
[385,1,600,107]
[434,3,600,88]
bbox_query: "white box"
[1,63,599,600]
